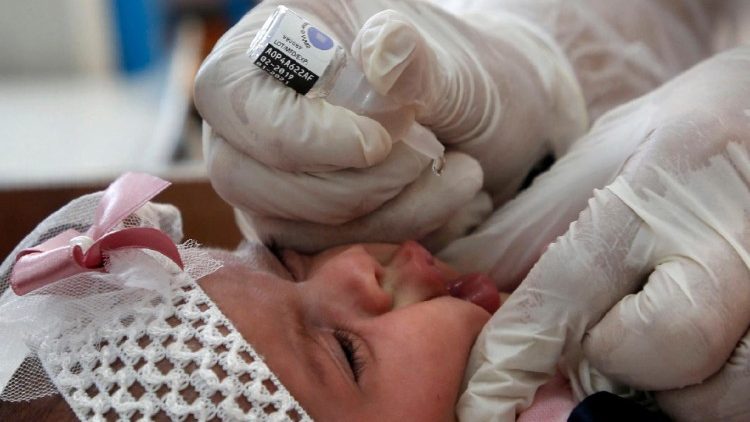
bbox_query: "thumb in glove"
[351,8,588,204]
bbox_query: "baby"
[204,240,505,420]
[0,173,574,421]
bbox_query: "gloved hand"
[456,47,750,421]
[437,0,718,291]
[195,0,588,253]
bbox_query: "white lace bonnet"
[0,173,311,421]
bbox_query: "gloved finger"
[458,188,649,420]
[419,191,493,252]
[583,244,750,391]
[203,124,427,225]
[654,325,750,422]
[438,98,658,292]
[352,9,442,109]
[194,4,392,172]
[583,138,750,391]
[352,8,479,146]
[237,151,484,254]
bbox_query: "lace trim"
[38,272,311,421]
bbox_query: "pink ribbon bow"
[10,173,183,296]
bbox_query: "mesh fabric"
[0,191,311,421]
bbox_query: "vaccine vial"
[248,6,445,174]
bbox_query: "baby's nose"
[392,241,435,266]
[385,241,448,307]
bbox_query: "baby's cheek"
[431,297,491,346]
[386,297,489,362]
[361,299,488,420]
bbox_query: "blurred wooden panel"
[0,180,242,259]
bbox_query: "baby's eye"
[333,329,365,382]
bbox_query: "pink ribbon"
[10,173,183,296]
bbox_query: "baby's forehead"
[198,249,301,327]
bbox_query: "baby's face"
[200,241,497,421]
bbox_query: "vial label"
[249,7,338,95]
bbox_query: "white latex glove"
[443,0,715,122]
[195,0,588,253]
[457,47,750,421]
[438,0,718,291]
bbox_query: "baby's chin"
[429,295,494,342]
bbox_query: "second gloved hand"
[457,47,750,422]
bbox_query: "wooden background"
[0,180,243,259]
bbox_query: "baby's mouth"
[446,273,500,314]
